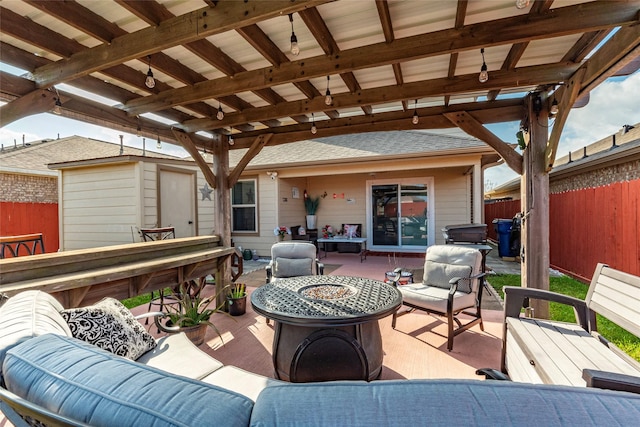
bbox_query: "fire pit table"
[251,275,402,382]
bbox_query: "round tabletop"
[251,275,402,327]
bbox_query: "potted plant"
[227,283,247,316]
[304,192,321,230]
[156,283,227,346]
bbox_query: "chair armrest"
[475,368,511,381]
[503,286,591,330]
[134,311,165,321]
[448,272,486,294]
[316,260,324,275]
[583,369,640,395]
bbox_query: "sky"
[2,71,639,189]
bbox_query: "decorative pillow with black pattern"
[61,297,156,360]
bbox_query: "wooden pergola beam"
[171,129,217,188]
[444,111,523,175]
[545,68,586,171]
[182,63,575,133]
[32,0,330,88]
[228,134,273,188]
[123,1,639,115]
[0,89,57,126]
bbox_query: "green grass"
[487,274,640,362]
[122,293,152,309]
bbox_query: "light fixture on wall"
[156,135,162,149]
[289,13,300,56]
[515,0,530,9]
[412,99,419,125]
[549,97,559,115]
[145,55,155,89]
[311,113,317,134]
[266,171,278,180]
[479,48,489,83]
[216,102,224,120]
[52,87,62,115]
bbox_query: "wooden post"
[213,137,232,306]
[521,93,550,319]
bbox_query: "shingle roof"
[0,136,180,174]
[230,130,489,167]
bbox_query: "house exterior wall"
[232,164,476,257]
[0,172,57,203]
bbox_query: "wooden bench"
[502,263,640,392]
[0,236,234,308]
[0,233,45,259]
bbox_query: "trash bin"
[493,219,514,258]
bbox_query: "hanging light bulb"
[136,123,142,137]
[289,14,300,56]
[53,98,62,115]
[550,97,559,115]
[479,48,489,83]
[412,99,419,125]
[145,56,155,89]
[515,0,530,9]
[217,103,224,120]
[52,87,62,115]
[156,135,162,149]
[228,127,234,146]
[311,113,317,134]
[325,76,332,106]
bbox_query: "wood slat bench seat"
[502,263,640,392]
[0,236,234,308]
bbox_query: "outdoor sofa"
[1,290,640,426]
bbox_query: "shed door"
[159,169,196,238]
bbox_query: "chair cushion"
[251,380,640,426]
[3,334,254,426]
[424,260,472,292]
[399,283,477,313]
[201,365,284,402]
[61,298,156,360]
[136,333,224,380]
[274,257,313,278]
[0,291,71,384]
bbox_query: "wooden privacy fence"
[485,179,640,281]
[0,202,58,255]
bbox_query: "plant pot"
[306,215,317,230]
[227,295,247,316]
[166,321,208,346]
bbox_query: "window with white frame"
[231,179,257,232]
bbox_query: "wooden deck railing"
[0,235,234,308]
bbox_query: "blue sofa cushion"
[251,380,640,426]
[3,334,254,427]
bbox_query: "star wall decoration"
[200,183,213,201]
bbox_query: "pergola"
[1,0,639,317]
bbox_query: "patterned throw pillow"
[424,261,473,293]
[61,298,156,360]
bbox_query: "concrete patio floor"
[134,243,520,382]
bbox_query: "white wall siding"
[61,164,139,250]
[196,174,215,236]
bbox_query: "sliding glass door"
[368,178,434,250]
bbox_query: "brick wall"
[551,159,640,194]
[0,173,57,203]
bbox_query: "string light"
[156,135,162,149]
[311,113,317,134]
[550,97,559,115]
[412,99,419,125]
[145,55,155,89]
[479,48,489,83]
[325,76,332,106]
[217,103,224,120]
[52,87,62,115]
[289,14,300,56]
[228,127,234,145]
[515,0,530,9]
